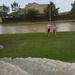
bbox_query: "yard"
[0,31,75,62]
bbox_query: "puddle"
[0,22,75,34]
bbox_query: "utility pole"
[49,0,51,24]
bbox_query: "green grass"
[1,21,48,25]
[1,19,75,25]
[0,32,75,62]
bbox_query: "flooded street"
[0,22,75,34]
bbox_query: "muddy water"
[0,22,75,34]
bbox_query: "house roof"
[25,2,48,9]
[18,2,48,15]
[41,4,48,9]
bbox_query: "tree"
[11,1,20,16]
[0,4,10,17]
[26,8,39,21]
[70,1,75,15]
[0,11,7,17]
[3,4,10,14]
[44,1,59,16]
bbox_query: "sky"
[0,0,75,13]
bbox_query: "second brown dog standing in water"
[53,24,58,38]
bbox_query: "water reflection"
[0,23,75,34]
[57,23,70,32]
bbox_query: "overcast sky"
[0,0,75,13]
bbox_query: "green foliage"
[44,4,49,15]
[11,1,20,12]
[0,11,7,17]
[0,32,75,62]
[2,4,10,14]
[10,1,20,17]
[26,8,39,21]
[70,1,75,15]
[9,12,18,17]
[26,8,39,17]
[44,1,59,16]
[0,4,10,17]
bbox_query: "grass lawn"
[1,19,75,25]
[0,31,75,62]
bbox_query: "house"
[18,2,48,16]
[59,11,69,16]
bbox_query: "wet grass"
[0,31,75,62]
[1,19,75,25]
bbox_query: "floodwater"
[0,22,75,34]
[1,57,75,75]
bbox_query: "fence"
[1,15,75,23]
